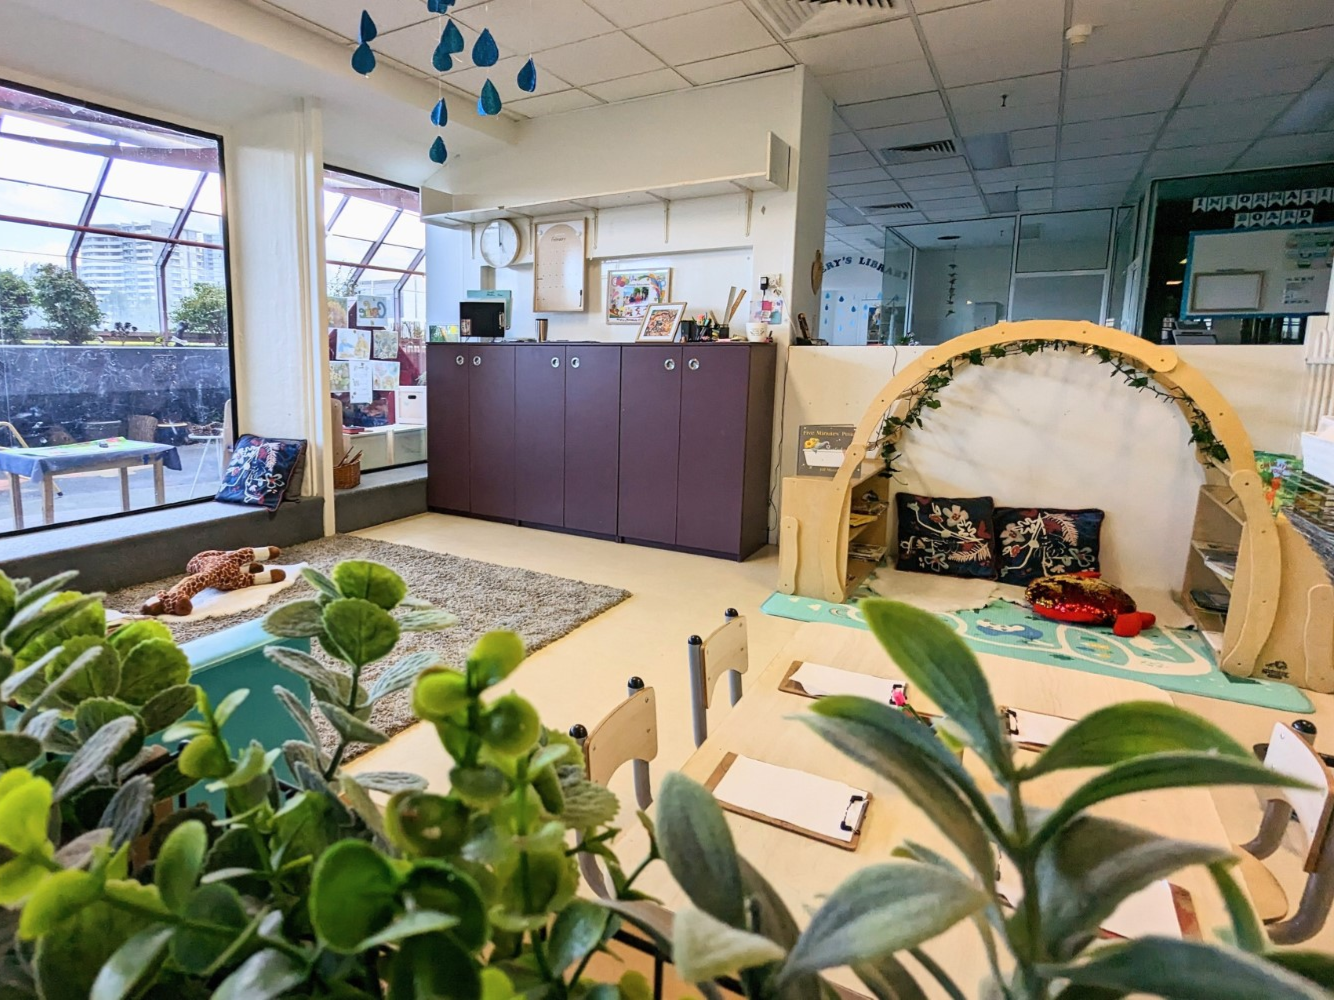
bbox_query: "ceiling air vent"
[865,201,913,211]
[751,0,898,40]
[879,139,956,165]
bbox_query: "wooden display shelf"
[1199,484,1244,524]
[846,557,879,593]
[851,459,886,489]
[1189,540,1236,593]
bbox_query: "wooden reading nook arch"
[778,320,1334,692]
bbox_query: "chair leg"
[688,635,707,748]
[729,670,743,707]
[633,758,652,812]
[1268,850,1334,945]
[1242,800,1293,860]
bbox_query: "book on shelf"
[848,542,888,563]
[848,511,878,528]
[1190,588,1230,614]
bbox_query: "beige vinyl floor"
[348,512,1334,954]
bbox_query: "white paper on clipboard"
[712,755,868,844]
[790,661,907,703]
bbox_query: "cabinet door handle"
[664,359,676,371]
[687,358,700,371]
[472,356,482,367]
[550,356,561,369]
[570,357,580,369]
[455,354,465,366]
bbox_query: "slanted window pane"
[101,159,201,209]
[384,212,425,249]
[181,211,222,244]
[193,173,223,215]
[0,179,88,225]
[329,196,395,240]
[0,135,104,190]
[89,196,181,230]
[326,234,372,264]
[369,242,420,271]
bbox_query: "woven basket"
[333,459,361,490]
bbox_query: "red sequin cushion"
[1025,572,1136,627]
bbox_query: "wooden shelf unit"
[780,466,892,604]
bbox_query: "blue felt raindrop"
[351,42,377,75]
[517,57,538,93]
[442,18,465,53]
[427,0,454,11]
[432,42,453,72]
[478,79,502,116]
[430,99,448,127]
[358,10,378,43]
[472,28,499,67]
[429,136,448,164]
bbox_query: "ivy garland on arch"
[879,339,1229,475]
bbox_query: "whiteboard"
[1183,226,1333,317]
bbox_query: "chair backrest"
[576,677,658,811]
[688,609,749,747]
[1263,722,1334,870]
[329,396,347,466]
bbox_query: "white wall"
[781,343,1307,603]
[820,257,884,346]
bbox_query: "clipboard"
[999,705,1076,752]
[778,660,919,710]
[703,752,869,852]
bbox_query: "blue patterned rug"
[762,592,1312,713]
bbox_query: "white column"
[225,100,334,534]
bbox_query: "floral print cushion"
[894,493,997,579]
[994,506,1104,585]
[215,434,307,512]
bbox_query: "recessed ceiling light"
[1166,280,1183,286]
[937,235,961,241]
[1178,258,1187,265]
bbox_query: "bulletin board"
[534,219,587,312]
[1182,225,1334,318]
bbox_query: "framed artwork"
[606,268,671,324]
[356,294,392,327]
[329,360,351,393]
[371,360,400,391]
[334,328,371,360]
[372,328,400,360]
[637,302,687,343]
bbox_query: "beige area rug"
[862,564,1019,613]
[104,536,632,757]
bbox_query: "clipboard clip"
[840,794,867,833]
[1002,707,1019,736]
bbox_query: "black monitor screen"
[460,300,506,338]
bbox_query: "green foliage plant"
[28,264,104,345]
[170,283,230,346]
[0,270,32,344]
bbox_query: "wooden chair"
[0,421,28,448]
[1237,721,1334,944]
[571,676,658,812]
[687,609,749,747]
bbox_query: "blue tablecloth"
[0,437,182,484]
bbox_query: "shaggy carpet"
[104,535,632,757]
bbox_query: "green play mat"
[761,592,1312,713]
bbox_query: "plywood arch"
[795,320,1280,676]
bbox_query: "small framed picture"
[637,302,687,343]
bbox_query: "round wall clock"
[479,218,522,267]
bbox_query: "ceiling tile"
[827,206,869,226]
[912,0,982,10]
[1156,122,1266,149]
[429,56,570,102]
[955,103,1060,137]
[843,191,921,209]
[374,18,518,74]
[841,92,947,130]
[974,163,1055,184]
[1064,89,1178,122]
[1066,50,1197,99]
[1218,0,1334,41]
[585,68,690,102]
[829,132,866,155]
[1017,188,1054,210]
[628,3,772,65]
[455,0,613,53]
[1232,132,1334,169]
[829,150,880,173]
[898,171,975,191]
[868,210,928,225]
[921,0,1065,87]
[1060,112,1166,142]
[788,19,923,75]
[1011,144,1056,164]
[1166,94,1296,132]
[931,47,1063,90]
[1142,142,1249,177]
[1184,57,1326,106]
[1207,26,1334,74]
[1009,126,1057,149]
[268,0,434,35]
[894,184,980,201]
[885,155,970,178]
[677,46,793,85]
[1059,135,1154,159]
[857,119,954,151]
[505,89,604,116]
[1053,183,1130,209]
[1059,152,1144,173]
[534,33,664,86]
[829,178,907,198]
[1067,0,1225,65]
[583,0,719,30]
[825,167,893,185]
[818,61,936,106]
[947,73,1061,114]
[830,114,850,134]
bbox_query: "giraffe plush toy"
[141,546,286,617]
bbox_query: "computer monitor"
[459,300,506,339]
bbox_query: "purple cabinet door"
[515,346,565,527]
[618,346,682,545]
[467,345,516,520]
[426,344,471,512]
[563,345,620,535]
[676,347,752,555]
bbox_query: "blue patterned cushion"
[994,506,1104,585]
[216,435,306,511]
[894,493,996,578]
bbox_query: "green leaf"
[33,898,153,999]
[673,906,786,984]
[1267,952,1334,991]
[1055,938,1329,999]
[106,619,172,654]
[479,693,541,755]
[74,698,145,766]
[1036,815,1234,956]
[0,571,18,627]
[264,645,352,704]
[15,645,103,721]
[387,932,480,1000]
[18,868,101,939]
[1209,861,1266,955]
[371,650,447,701]
[211,948,308,1000]
[803,697,998,878]
[657,772,746,929]
[98,775,154,850]
[322,597,400,668]
[1035,752,1313,851]
[854,954,930,1000]
[213,688,250,729]
[339,772,388,839]
[0,769,53,853]
[779,862,986,981]
[52,716,140,801]
[301,566,344,602]
[318,700,389,746]
[273,685,323,748]
[331,560,408,609]
[449,764,508,807]
[263,599,326,638]
[0,732,41,769]
[0,647,57,703]
[44,636,120,706]
[396,608,461,632]
[466,630,526,690]
[311,841,401,952]
[139,684,198,734]
[116,639,190,706]
[178,733,231,780]
[89,924,174,1000]
[14,571,78,611]
[170,883,250,974]
[155,819,207,912]
[1023,702,1253,780]
[859,599,1010,776]
[386,792,471,857]
[403,859,489,949]
[351,770,428,794]
[548,899,610,974]
[7,592,105,664]
[23,708,80,753]
[357,910,459,950]
[207,740,277,790]
[414,667,471,722]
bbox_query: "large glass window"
[0,81,233,536]
[322,168,426,470]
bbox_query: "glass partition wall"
[0,81,233,536]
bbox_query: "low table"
[0,436,183,529]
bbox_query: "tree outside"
[29,264,104,345]
[171,281,229,345]
[0,270,32,344]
